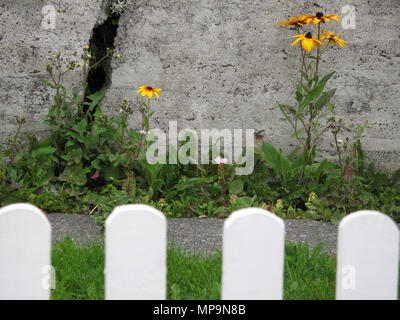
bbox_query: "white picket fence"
[0,203,399,300]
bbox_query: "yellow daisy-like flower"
[291,32,322,52]
[320,30,347,47]
[278,15,313,27]
[137,86,162,99]
[306,12,340,24]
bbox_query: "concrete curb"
[47,214,342,255]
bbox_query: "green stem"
[315,23,321,78]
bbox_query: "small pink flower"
[215,156,228,165]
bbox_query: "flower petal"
[302,38,314,52]
[291,37,303,47]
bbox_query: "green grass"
[51,237,105,300]
[51,237,340,300]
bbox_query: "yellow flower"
[306,12,340,24]
[123,97,127,101]
[137,86,162,99]
[276,199,283,209]
[116,54,120,58]
[278,15,313,27]
[291,32,322,52]
[85,45,89,50]
[260,202,269,210]
[308,192,317,202]
[320,30,347,47]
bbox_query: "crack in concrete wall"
[85,13,121,116]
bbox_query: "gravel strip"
[47,214,103,247]
[47,214,400,256]
[167,218,339,255]
[47,214,342,254]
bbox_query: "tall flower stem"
[315,23,321,78]
[297,28,309,82]
[136,98,151,159]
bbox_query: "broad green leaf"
[229,179,244,194]
[72,118,87,133]
[85,90,105,112]
[301,72,335,108]
[102,165,125,180]
[65,148,82,165]
[314,159,330,183]
[314,88,336,112]
[261,142,280,172]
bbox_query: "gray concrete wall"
[1,0,400,170]
[0,0,106,141]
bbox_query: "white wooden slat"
[105,204,167,300]
[222,208,285,300]
[0,203,51,300]
[336,210,400,300]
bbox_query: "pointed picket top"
[336,210,399,300]
[105,204,167,300]
[222,208,285,300]
[0,203,51,300]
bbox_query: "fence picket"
[105,204,167,300]
[336,210,399,299]
[0,203,51,299]
[222,208,285,300]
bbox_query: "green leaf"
[84,134,99,150]
[314,88,336,112]
[84,90,105,112]
[262,142,280,171]
[65,148,82,165]
[301,72,335,108]
[229,179,244,194]
[102,165,125,180]
[261,142,292,187]
[295,90,303,103]
[72,118,88,134]
[58,165,89,186]
[235,196,253,208]
[42,80,56,89]
[31,146,56,158]
[91,158,102,169]
[72,88,81,102]
[8,168,17,182]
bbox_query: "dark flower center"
[146,86,153,90]
[305,32,312,39]
[316,12,324,18]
